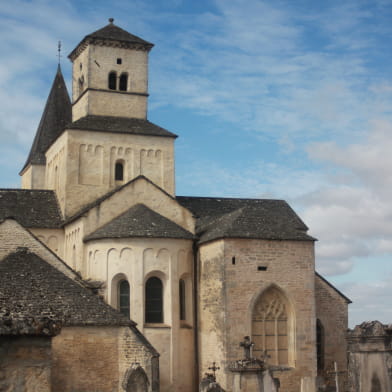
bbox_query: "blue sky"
[1,0,392,327]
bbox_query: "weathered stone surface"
[348,321,392,392]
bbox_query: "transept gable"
[84,203,194,242]
[0,219,75,282]
[66,175,195,237]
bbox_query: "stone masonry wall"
[198,238,317,392]
[315,274,349,391]
[0,336,52,392]
[52,326,157,392]
[51,326,120,391]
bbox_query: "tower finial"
[109,18,114,24]
[57,41,62,65]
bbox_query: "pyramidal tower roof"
[20,65,71,174]
[68,19,154,61]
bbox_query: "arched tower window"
[115,161,124,181]
[316,319,325,371]
[119,280,130,318]
[108,71,117,90]
[179,279,186,321]
[119,73,128,91]
[252,286,293,366]
[145,277,163,323]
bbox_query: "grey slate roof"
[176,196,315,243]
[20,66,71,173]
[68,21,153,60]
[0,189,63,228]
[68,115,177,138]
[85,204,194,241]
[0,249,133,335]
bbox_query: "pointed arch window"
[119,73,128,91]
[179,279,186,321]
[252,286,292,366]
[145,277,163,323]
[115,161,124,181]
[119,280,130,318]
[108,71,117,90]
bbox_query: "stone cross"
[207,362,220,381]
[57,41,62,64]
[240,336,254,360]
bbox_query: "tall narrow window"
[316,319,325,371]
[108,71,117,90]
[252,286,291,366]
[119,73,128,91]
[179,279,186,321]
[119,280,130,318]
[145,277,163,323]
[115,161,124,181]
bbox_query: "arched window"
[119,280,130,318]
[145,277,163,323]
[316,319,325,371]
[252,286,292,366]
[123,365,149,392]
[115,161,124,181]
[179,279,186,321]
[108,71,117,90]
[119,73,128,91]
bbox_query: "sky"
[1,0,392,327]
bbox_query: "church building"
[0,20,351,392]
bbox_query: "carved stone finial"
[109,18,114,24]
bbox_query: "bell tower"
[68,18,154,121]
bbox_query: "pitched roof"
[0,189,63,228]
[68,21,153,60]
[67,115,177,138]
[177,196,315,243]
[85,204,194,241]
[20,66,71,173]
[0,249,133,335]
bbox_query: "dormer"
[68,19,154,121]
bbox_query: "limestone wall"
[315,274,349,391]
[198,238,317,392]
[71,44,149,120]
[20,164,46,189]
[46,130,176,217]
[85,237,195,392]
[0,336,52,392]
[51,326,156,392]
[30,227,64,258]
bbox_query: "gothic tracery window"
[252,286,291,366]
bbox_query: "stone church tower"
[10,20,351,392]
